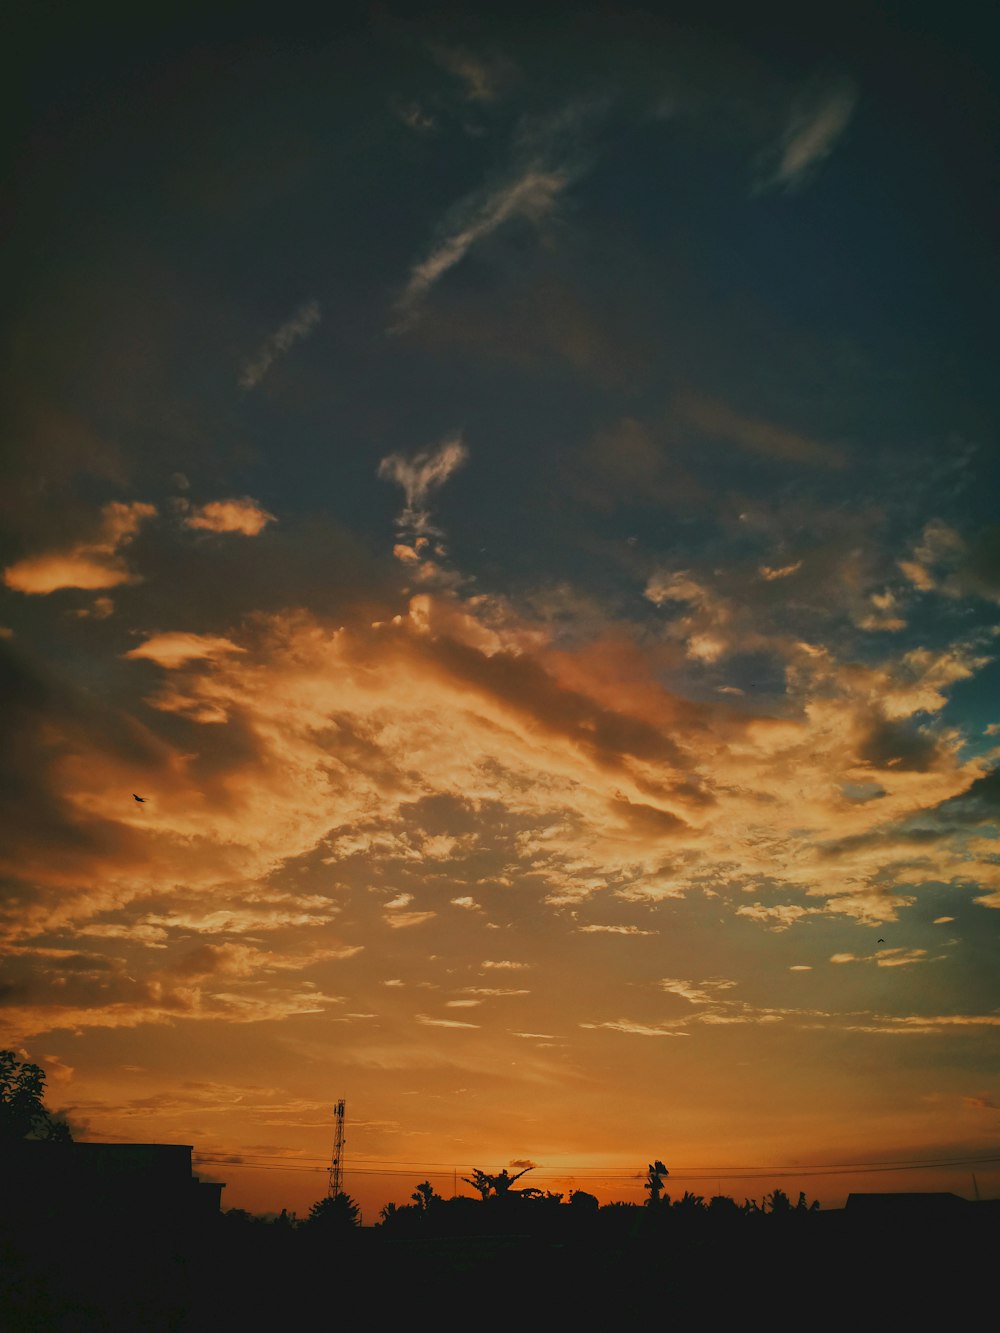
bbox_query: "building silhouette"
[3,1140,224,1229]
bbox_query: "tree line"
[2,1051,819,1237]
[229,1159,819,1240]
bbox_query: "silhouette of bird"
[877,938,884,944]
[132,794,146,803]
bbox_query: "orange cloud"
[1,565,994,1047]
[759,561,803,581]
[3,501,156,594]
[32,594,991,938]
[4,555,134,594]
[183,498,276,536]
[124,632,247,668]
[416,1014,480,1028]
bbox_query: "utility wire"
[193,1152,1000,1181]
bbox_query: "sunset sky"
[3,2,999,1218]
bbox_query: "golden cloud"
[124,633,247,668]
[3,501,156,594]
[183,498,276,537]
[2,567,995,1044]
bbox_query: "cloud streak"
[393,168,574,326]
[759,77,858,192]
[427,43,515,102]
[678,396,846,469]
[391,102,601,328]
[239,301,321,389]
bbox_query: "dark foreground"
[2,1203,996,1330]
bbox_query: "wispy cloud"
[459,987,530,997]
[735,903,817,931]
[417,1014,480,1029]
[578,924,657,935]
[0,942,346,1037]
[758,77,858,192]
[239,300,321,389]
[182,498,276,537]
[875,947,929,968]
[392,103,599,328]
[427,43,514,103]
[385,912,437,929]
[396,100,436,133]
[678,395,846,469]
[898,519,966,593]
[378,434,468,537]
[831,948,929,968]
[759,561,803,582]
[393,168,573,327]
[964,1094,998,1110]
[843,1013,1000,1034]
[659,978,738,1005]
[581,1019,689,1037]
[141,904,341,934]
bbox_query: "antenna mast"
[328,1098,346,1197]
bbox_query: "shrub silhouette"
[0,1051,71,1143]
[303,1191,360,1233]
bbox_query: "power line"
[192,1150,1000,1173]
[193,1152,1000,1181]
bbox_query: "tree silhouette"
[643,1160,669,1206]
[764,1188,791,1215]
[304,1191,360,1232]
[707,1194,741,1220]
[0,1050,71,1143]
[461,1166,534,1199]
[569,1189,599,1212]
[411,1180,441,1211]
[461,1169,493,1200]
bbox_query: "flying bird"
[132,794,146,803]
[877,938,884,944]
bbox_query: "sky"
[3,1,1000,1218]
